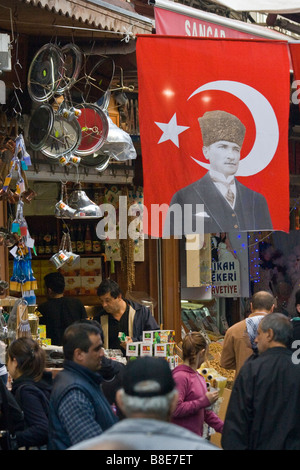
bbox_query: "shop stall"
[1,0,300,390]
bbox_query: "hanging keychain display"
[10,199,37,294]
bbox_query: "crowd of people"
[1,281,300,451]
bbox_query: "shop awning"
[149,0,295,40]
[0,0,153,39]
[207,1,300,14]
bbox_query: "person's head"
[97,279,124,315]
[116,357,177,421]
[182,331,208,369]
[79,318,104,342]
[7,337,46,381]
[255,312,293,354]
[63,322,104,372]
[44,272,65,297]
[250,290,276,314]
[199,110,246,178]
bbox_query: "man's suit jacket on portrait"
[164,172,273,235]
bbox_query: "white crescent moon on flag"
[187,80,279,177]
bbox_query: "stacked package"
[126,329,179,369]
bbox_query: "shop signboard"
[155,6,261,39]
[153,1,290,40]
[211,233,240,297]
[211,258,240,297]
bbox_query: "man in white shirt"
[164,110,273,235]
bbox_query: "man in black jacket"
[38,272,87,345]
[222,312,300,450]
[95,279,159,356]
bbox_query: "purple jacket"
[171,364,224,436]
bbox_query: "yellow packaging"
[198,366,227,397]
[38,325,47,339]
[41,338,51,345]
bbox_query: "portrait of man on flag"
[136,36,290,238]
[165,109,273,236]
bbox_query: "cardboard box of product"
[153,330,176,344]
[64,276,81,296]
[59,260,80,277]
[142,330,176,344]
[41,338,52,345]
[166,355,179,369]
[80,258,102,276]
[38,325,47,339]
[81,276,102,296]
[140,342,153,356]
[126,342,142,357]
[154,343,175,357]
[142,331,155,342]
[210,388,232,449]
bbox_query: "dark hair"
[251,291,275,312]
[97,279,122,299]
[7,337,46,381]
[260,312,293,348]
[182,331,207,364]
[63,322,102,360]
[79,319,104,342]
[44,272,65,294]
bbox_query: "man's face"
[79,333,104,372]
[254,325,271,354]
[203,140,241,177]
[98,292,122,315]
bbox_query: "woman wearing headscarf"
[244,315,265,356]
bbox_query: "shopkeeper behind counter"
[38,272,87,345]
[94,280,159,356]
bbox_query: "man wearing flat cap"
[164,110,273,235]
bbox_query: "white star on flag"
[155,113,189,148]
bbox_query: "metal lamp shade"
[68,187,103,219]
[96,115,137,162]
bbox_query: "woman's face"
[7,356,20,380]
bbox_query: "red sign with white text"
[136,36,290,237]
[155,7,272,39]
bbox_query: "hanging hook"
[12,38,23,118]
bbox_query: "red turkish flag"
[136,36,290,237]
